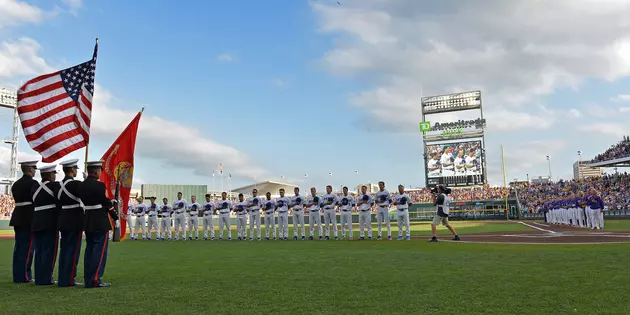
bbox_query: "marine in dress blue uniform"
[9,160,38,283]
[31,164,61,285]
[78,160,117,288]
[56,159,84,287]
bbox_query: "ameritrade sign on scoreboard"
[421,90,481,114]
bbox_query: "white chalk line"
[441,240,630,245]
[531,222,551,227]
[518,221,557,234]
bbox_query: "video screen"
[425,140,485,187]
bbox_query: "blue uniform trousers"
[83,231,109,288]
[33,230,59,285]
[12,227,34,283]
[57,231,83,286]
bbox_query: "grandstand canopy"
[584,156,630,168]
[231,181,298,197]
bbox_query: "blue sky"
[2,0,630,192]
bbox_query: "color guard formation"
[125,182,415,242]
[10,159,117,288]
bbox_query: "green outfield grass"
[0,221,629,314]
[0,221,530,236]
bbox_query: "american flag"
[17,41,98,162]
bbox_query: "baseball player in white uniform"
[247,189,263,241]
[290,187,306,240]
[234,193,249,240]
[321,185,339,240]
[173,192,188,241]
[357,185,373,240]
[216,192,233,240]
[202,194,216,240]
[275,189,290,240]
[375,181,392,240]
[440,148,455,176]
[339,186,355,240]
[187,195,201,240]
[146,197,159,240]
[465,151,479,175]
[427,152,441,177]
[306,187,323,240]
[158,198,172,240]
[454,150,466,176]
[133,197,147,240]
[393,185,412,240]
[126,201,135,237]
[262,192,277,240]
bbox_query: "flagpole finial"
[95,37,99,43]
[141,107,145,113]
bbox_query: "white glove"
[115,220,121,228]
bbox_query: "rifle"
[112,179,122,242]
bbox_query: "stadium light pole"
[577,150,582,179]
[546,156,552,180]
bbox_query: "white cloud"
[611,94,630,102]
[312,0,630,132]
[619,107,630,113]
[272,78,288,87]
[578,123,630,138]
[489,140,567,183]
[0,38,54,78]
[61,0,82,15]
[0,145,40,179]
[568,109,582,118]
[0,0,45,28]
[89,86,268,181]
[217,53,233,62]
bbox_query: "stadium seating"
[590,136,630,163]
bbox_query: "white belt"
[61,204,81,209]
[15,201,32,206]
[35,204,56,211]
[84,204,103,210]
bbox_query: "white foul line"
[518,221,557,234]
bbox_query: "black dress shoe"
[73,281,83,286]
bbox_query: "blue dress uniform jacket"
[9,175,37,283]
[79,176,117,232]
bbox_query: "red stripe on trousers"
[25,232,33,282]
[70,233,81,282]
[94,233,107,283]
[51,231,59,282]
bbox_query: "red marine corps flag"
[16,40,98,162]
[99,110,143,242]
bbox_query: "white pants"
[588,208,602,229]
[323,210,338,238]
[218,213,231,239]
[599,211,605,229]
[173,213,187,239]
[376,207,391,237]
[585,207,594,228]
[264,212,276,238]
[237,215,248,238]
[340,210,353,239]
[134,216,146,239]
[159,217,172,239]
[147,216,158,238]
[277,211,289,238]
[397,210,411,237]
[202,215,215,239]
[576,208,586,227]
[293,210,305,238]
[309,211,322,237]
[249,211,261,239]
[126,215,134,236]
[187,216,199,238]
[359,210,372,238]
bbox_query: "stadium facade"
[141,184,208,202]
[573,161,603,179]
[231,181,298,198]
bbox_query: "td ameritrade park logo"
[419,118,486,134]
